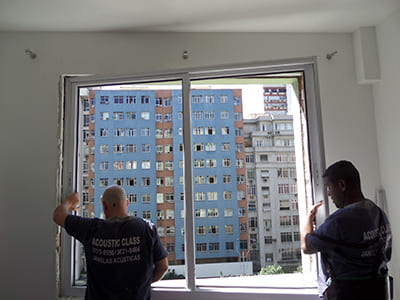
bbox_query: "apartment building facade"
[244,113,301,272]
[80,88,249,266]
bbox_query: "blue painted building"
[90,88,247,264]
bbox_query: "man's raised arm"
[301,201,324,254]
[53,192,80,228]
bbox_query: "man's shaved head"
[102,186,127,206]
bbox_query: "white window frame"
[58,57,326,298]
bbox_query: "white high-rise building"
[244,114,301,272]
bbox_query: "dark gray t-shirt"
[65,215,168,300]
[307,200,391,293]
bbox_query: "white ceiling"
[0,0,399,32]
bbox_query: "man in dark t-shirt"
[301,160,392,300]
[54,186,169,300]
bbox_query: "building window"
[205,143,216,151]
[209,242,220,253]
[207,175,217,184]
[196,226,206,235]
[193,127,204,135]
[206,159,217,168]
[164,98,172,106]
[141,160,151,169]
[226,241,234,250]
[156,193,164,204]
[280,216,291,226]
[113,144,124,153]
[194,159,205,168]
[126,177,136,187]
[165,161,173,170]
[114,96,124,104]
[236,143,244,153]
[204,111,215,120]
[141,112,150,120]
[166,226,175,236]
[195,192,206,201]
[141,128,150,136]
[164,129,173,138]
[207,208,219,217]
[220,95,228,103]
[220,111,229,119]
[280,199,291,210]
[193,111,203,120]
[165,176,174,187]
[142,194,151,203]
[99,161,109,171]
[222,143,230,151]
[221,126,230,135]
[207,192,218,201]
[142,177,150,187]
[113,161,124,170]
[235,128,242,137]
[234,112,242,121]
[240,240,248,251]
[223,175,231,184]
[126,161,137,170]
[155,129,163,139]
[278,184,290,194]
[224,208,233,217]
[222,158,231,167]
[195,209,206,218]
[233,96,241,105]
[99,178,108,187]
[142,211,151,220]
[63,59,324,295]
[157,210,164,220]
[113,178,123,186]
[100,128,109,137]
[166,209,174,220]
[100,96,109,104]
[236,159,244,168]
[237,190,246,201]
[156,145,163,154]
[142,144,150,152]
[113,112,124,120]
[126,112,136,120]
[126,144,137,153]
[192,95,202,103]
[126,96,136,104]
[205,127,215,135]
[238,207,246,217]
[193,143,204,152]
[164,113,172,122]
[196,243,207,252]
[224,191,232,200]
[156,177,164,187]
[208,226,219,235]
[205,95,214,103]
[264,236,273,244]
[125,128,136,136]
[100,112,109,120]
[165,145,173,153]
[245,154,254,163]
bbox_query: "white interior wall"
[374,9,400,299]
[0,31,384,299]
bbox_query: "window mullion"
[182,74,196,291]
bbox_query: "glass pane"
[75,81,186,286]
[187,77,310,282]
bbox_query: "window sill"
[152,274,319,300]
